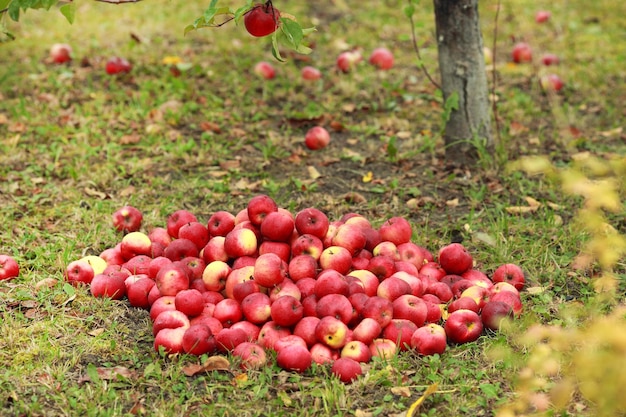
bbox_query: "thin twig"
[407,2,440,90]
[94,0,143,3]
[491,0,502,146]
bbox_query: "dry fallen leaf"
[79,366,136,383]
[445,198,459,207]
[84,187,110,200]
[88,328,105,337]
[406,383,438,417]
[119,134,142,145]
[183,356,231,377]
[505,206,538,214]
[391,386,411,397]
[307,166,322,180]
[362,171,373,183]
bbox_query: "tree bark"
[434,0,493,166]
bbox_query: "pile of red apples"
[65,195,525,383]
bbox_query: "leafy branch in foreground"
[494,154,626,417]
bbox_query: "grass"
[1,0,625,415]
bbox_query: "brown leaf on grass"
[599,127,623,137]
[200,121,221,133]
[119,134,142,145]
[230,128,247,138]
[344,192,367,204]
[445,198,459,207]
[182,356,231,377]
[8,122,27,133]
[79,366,136,383]
[307,166,321,180]
[88,328,105,337]
[24,309,41,319]
[84,187,110,200]
[119,185,136,197]
[505,206,537,214]
[329,120,345,132]
[128,397,146,415]
[391,386,411,397]
[219,159,241,170]
[508,122,528,136]
[0,113,8,124]
[35,278,58,292]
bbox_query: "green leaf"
[271,32,284,62]
[0,0,11,12]
[280,18,303,48]
[479,383,499,399]
[86,363,100,383]
[403,4,415,18]
[59,2,75,24]
[8,1,20,21]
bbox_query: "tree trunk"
[434,0,493,166]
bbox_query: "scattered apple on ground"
[64,194,528,383]
[511,42,532,64]
[368,47,394,70]
[49,43,72,64]
[304,126,331,150]
[253,61,276,80]
[0,254,20,281]
[106,57,132,75]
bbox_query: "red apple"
[274,334,308,353]
[301,66,322,81]
[276,344,312,373]
[241,292,272,324]
[316,293,353,324]
[540,74,564,92]
[336,50,362,73]
[127,277,156,309]
[49,43,72,64]
[460,285,490,310]
[232,342,268,370]
[535,10,551,23]
[492,263,526,291]
[396,242,426,269]
[254,61,276,80]
[90,274,126,299]
[290,234,324,260]
[319,246,352,274]
[448,296,479,314]
[438,243,473,275]
[166,210,198,239]
[174,288,204,317]
[105,57,132,75]
[310,342,339,365]
[481,300,514,331]
[206,211,236,237]
[224,228,258,259]
[378,217,412,246]
[304,126,331,150]
[182,323,216,355]
[257,321,291,350]
[154,327,187,354]
[489,291,523,316]
[148,227,172,248]
[368,47,394,70]
[99,246,125,266]
[294,208,330,239]
[230,320,261,342]
[377,276,411,301]
[247,194,278,226]
[120,232,152,260]
[425,281,454,303]
[296,277,317,299]
[268,278,301,302]
[367,255,396,280]
[315,316,350,349]
[155,264,189,296]
[178,222,210,251]
[65,259,94,286]
[112,205,143,233]
[213,298,243,327]
[332,357,363,383]
[369,338,397,360]
[253,253,286,288]
[260,210,294,242]
[512,42,532,63]
[382,319,418,351]
[149,295,176,321]
[410,323,447,356]
[361,296,394,328]
[270,295,303,327]
[215,327,248,352]
[0,254,19,281]
[152,309,190,336]
[314,269,349,298]
[202,236,228,264]
[288,254,318,282]
[244,3,280,37]
[392,294,427,327]
[352,317,382,346]
[419,262,447,281]
[293,316,321,347]
[541,53,559,66]
[444,309,483,344]
[347,269,379,297]
[332,223,366,256]
[232,279,260,303]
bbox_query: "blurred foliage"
[495,153,626,416]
